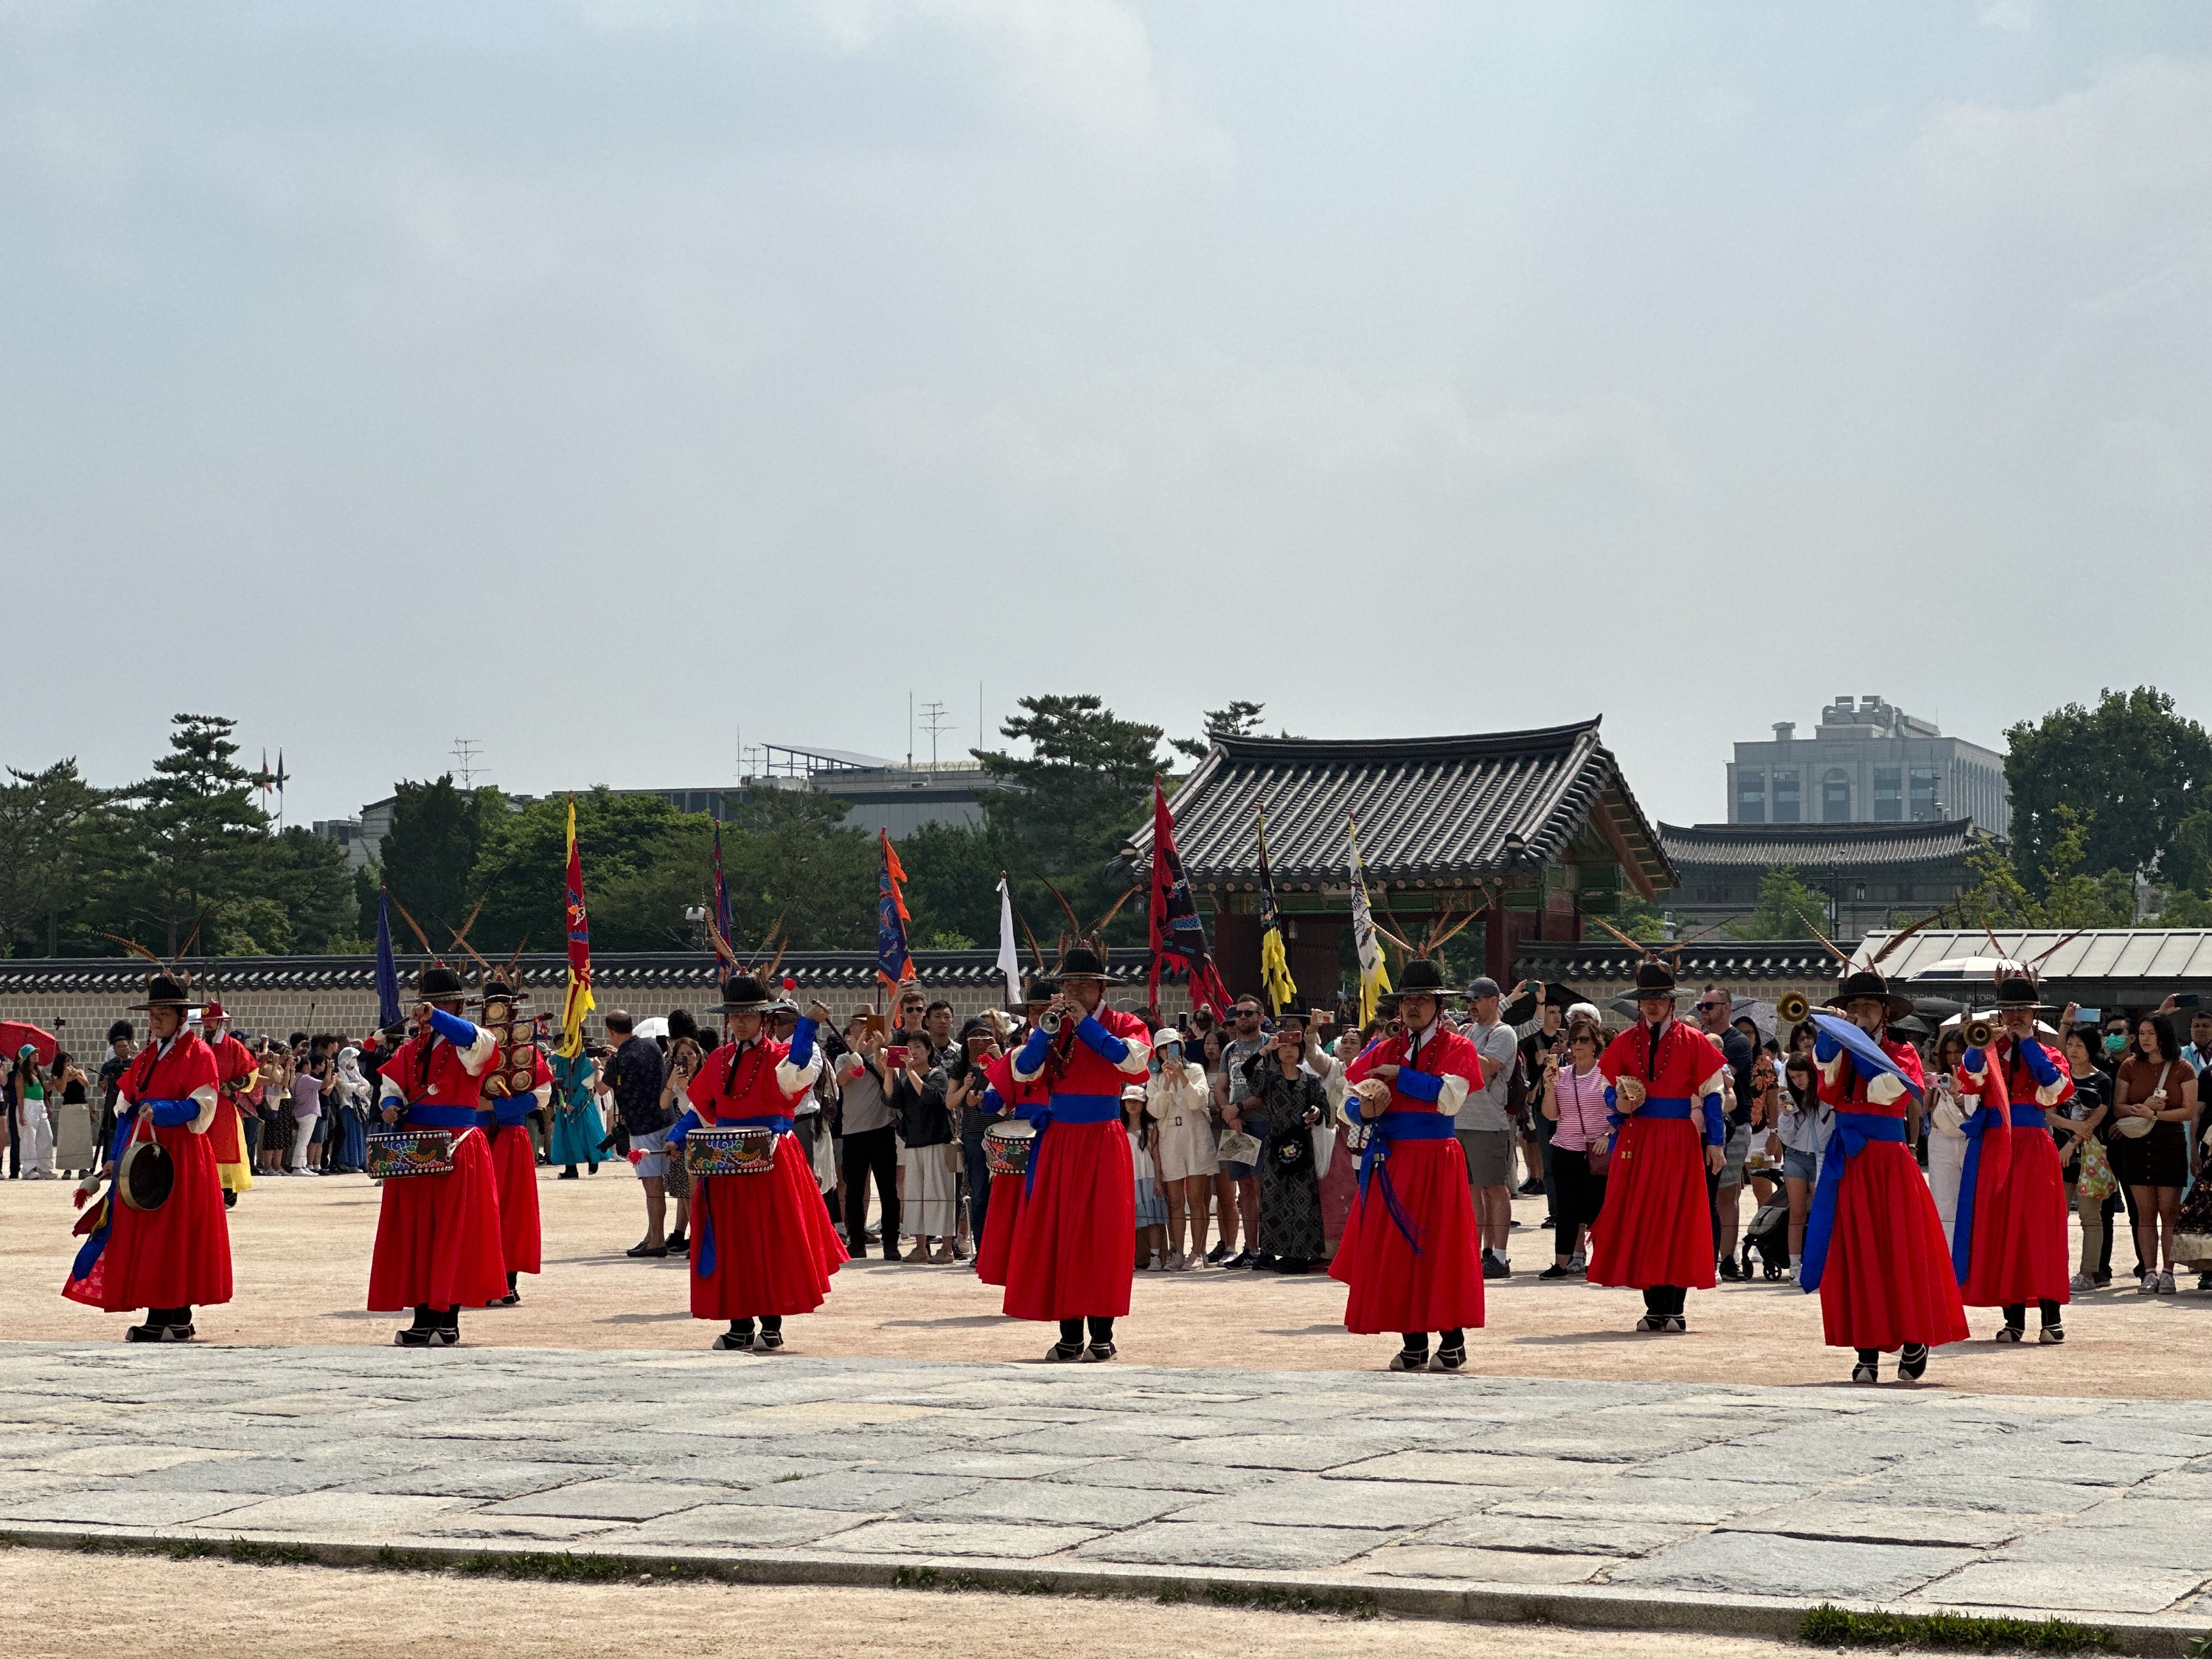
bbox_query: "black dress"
[1248,1059,1326,1262]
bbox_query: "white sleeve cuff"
[1436,1074,1471,1117]
[456,1026,498,1076]
[530,1083,552,1110]
[1866,1072,1906,1107]
[189,1085,218,1134]
[2037,1079,2069,1107]
[1700,1065,1728,1099]
[1116,1034,1152,1075]
[776,1054,824,1098]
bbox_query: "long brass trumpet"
[1776,991,1811,1026]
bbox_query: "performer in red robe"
[1332,956,1486,1371]
[64,973,231,1340]
[1592,959,1727,1331]
[1004,947,1150,1360]
[367,964,509,1345]
[198,1000,257,1205]
[681,975,848,1351]
[476,988,551,1307]
[1958,967,2076,1343]
[1803,969,1968,1382]
[973,975,1054,1288]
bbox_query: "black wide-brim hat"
[1829,968,1915,1024]
[1394,958,1455,1000]
[416,964,467,1002]
[1993,970,2051,1011]
[129,972,194,1010]
[1631,959,1680,998]
[474,976,526,1006]
[1058,946,1121,984]
[720,973,779,1012]
[1023,973,1061,1003]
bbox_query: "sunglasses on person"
[1697,998,1728,1012]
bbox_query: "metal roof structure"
[0,949,1155,997]
[1125,720,1671,897]
[1660,818,1984,870]
[1853,930,2212,986]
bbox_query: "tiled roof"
[0,950,1158,997]
[1660,819,1983,870]
[1514,940,1846,983]
[1851,930,2212,984]
[1127,721,1672,897]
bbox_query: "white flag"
[996,874,1021,1008]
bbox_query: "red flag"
[877,828,917,988]
[1147,779,1234,1015]
[558,797,595,1057]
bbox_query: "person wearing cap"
[1957,969,2079,1343]
[367,964,510,1346]
[198,1001,258,1207]
[1592,959,1728,1332]
[1802,970,1966,1383]
[475,979,553,1309]
[1334,957,1487,1370]
[973,977,1056,1287]
[1004,947,1152,1361]
[63,973,232,1340]
[679,975,847,1352]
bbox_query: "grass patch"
[1155,1582,1189,1606]
[226,1540,317,1568]
[1204,1582,1378,1619]
[891,1565,1051,1596]
[1801,1604,2115,1653]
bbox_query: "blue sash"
[401,1102,477,1130]
[1952,1101,2005,1284]
[1355,1110,1456,1253]
[692,1114,793,1279]
[479,1093,539,1129]
[1798,1111,1905,1293]
[1634,1097,1692,1120]
[1025,1092,1121,1197]
[2008,1105,2048,1130]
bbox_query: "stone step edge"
[4,1526,2209,1653]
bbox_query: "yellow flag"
[1349,816,1391,1026]
[558,796,595,1059]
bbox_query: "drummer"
[63,973,232,1340]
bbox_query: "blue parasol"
[1809,1012,1923,1101]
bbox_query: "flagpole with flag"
[1146,777,1235,1017]
[373,888,402,1032]
[1348,815,1391,1026]
[1256,809,1298,1015]
[558,797,594,1058]
[876,829,917,991]
[995,872,1020,1009]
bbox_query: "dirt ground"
[4,1165,2205,1397]
[0,1548,1841,1659]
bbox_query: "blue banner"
[375,891,402,1030]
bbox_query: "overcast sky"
[5,1,2209,834]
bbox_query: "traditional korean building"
[1659,818,1989,940]
[1124,720,1672,1000]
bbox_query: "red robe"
[974,1049,1043,1288]
[1590,1020,1725,1291]
[1812,1034,1968,1350]
[1330,1026,1486,1335]
[64,1031,232,1313]
[481,1046,551,1278]
[685,1026,847,1319]
[202,1029,258,1192]
[1002,1006,1150,1322]
[1960,1033,2073,1308]
[366,1020,509,1312]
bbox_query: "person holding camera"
[1245,1011,1329,1273]
[835,1009,902,1259]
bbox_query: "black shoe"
[1851,1359,1879,1384]
[1635,1314,1666,1332]
[1205,1242,1231,1265]
[756,1327,785,1352]
[712,1331,753,1352]
[1664,1314,1688,1333]
[1253,1253,1278,1270]
[1081,1342,1117,1363]
[665,1231,687,1251]
[1899,1343,1930,1381]
[1388,1346,1430,1371]
[2039,1323,2065,1345]
[430,1326,459,1346]
[1718,1257,1742,1281]
[485,1292,520,1308]
[1275,1257,1310,1275]
[394,1326,436,1347]
[1222,1251,1254,1270]
[223,1191,238,1208]
[883,1245,903,1263]
[1537,1263,1579,1280]
[1045,1341,1085,1363]
[1994,1323,2025,1343]
[626,1241,669,1259]
[125,1323,176,1343]
[1517,1179,1546,1195]
[1433,1343,1467,1371]
[557,1169,580,1180]
[1539,1215,1554,1229]
[1481,1252,1509,1280]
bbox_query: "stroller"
[1741,1188,1792,1281]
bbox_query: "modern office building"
[1725,695,2008,839]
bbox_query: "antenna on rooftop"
[919,700,953,766]
[452,738,482,789]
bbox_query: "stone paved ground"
[1,1342,2208,1638]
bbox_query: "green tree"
[1617,891,1671,942]
[1956,809,2135,929]
[975,695,1164,941]
[0,760,105,956]
[717,790,877,951]
[898,820,1010,950]
[469,789,692,953]
[1172,700,1266,764]
[110,714,272,954]
[1731,865,1834,941]
[382,776,494,939]
[260,826,357,953]
[2006,687,2212,891]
